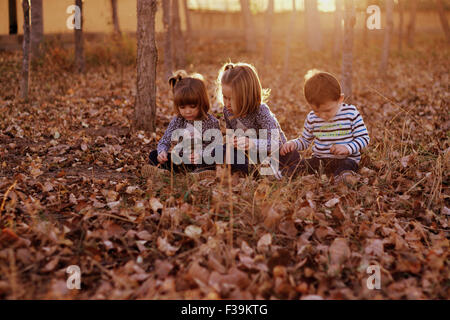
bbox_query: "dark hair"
[168,70,211,120]
[303,69,342,107]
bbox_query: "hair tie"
[169,73,184,88]
[224,64,234,71]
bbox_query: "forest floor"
[0,32,448,299]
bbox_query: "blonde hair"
[217,62,270,118]
[169,70,211,120]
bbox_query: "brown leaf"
[157,237,179,256]
[257,233,272,252]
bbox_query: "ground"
[0,32,448,299]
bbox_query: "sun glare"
[318,0,336,12]
[188,0,337,12]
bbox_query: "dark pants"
[287,157,358,178]
[223,144,301,176]
[148,150,215,173]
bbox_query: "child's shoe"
[334,170,359,186]
[189,166,216,180]
[141,164,170,179]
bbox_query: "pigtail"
[169,70,189,91]
[224,63,235,71]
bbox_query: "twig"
[0,180,17,216]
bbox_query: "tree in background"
[110,0,121,35]
[333,0,343,57]
[283,0,296,77]
[436,0,450,43]
[240,0,256,52]
[183,0,192,35]
[135,0,158,132]
[304,0,323,51]
[75,0,85,73]
[398,0,404,52]
[362,0,370,48]
[30,0,43,62]
[264,0,274,65]
[379,0,393,76]
[172,0,185,68]
[406,0,417,47]
[342,0,355,99]
[162,0,173,80]
[20,0,30,100]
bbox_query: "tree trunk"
[172,0,185,68]
[20,0,30,100]
[333,0,343,57]
[398,0,404,52]
[342,0,355,99]
[283,0,296,77]
[406,0,417,47]
[30,0,43,62]
[239,0,256,52]
[110,0,121,35]
[75,0,85,73]
[436,0,450,43]
[182,0,192,34]
[379,0,393,76]
[362,0,369,48]
[135,0,158,132]
[264,0,274,65]
[304,0,323,51]
[163,0,173,80]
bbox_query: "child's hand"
[233,136,255,150]
[280,140,296,156]
[157,151,168,163]
[330,144,350,156]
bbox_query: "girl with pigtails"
[142,70,220,179]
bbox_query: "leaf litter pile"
[0,34,448,299]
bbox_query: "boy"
[280,70,370,183]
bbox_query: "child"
[217,62,300,177]
[280,70,370,183]
[141,71,220,178]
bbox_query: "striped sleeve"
[295,113,315,151]
[342,109,370,154]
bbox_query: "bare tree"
[182,0,192,35]
[362,0,369,48]
[110,0,121,35]
[304,0,323,51]
[379,0,393,76]
[20,0,30,100]
[333,0,343,57]
[342,0,355,99]
[283,0,297,77]
[135,0,158,132]
[75,0,85,73]
[240,0,256,52]
[30,0,43,62]
[172,0,185,68]
[436,0,450,43]
[162,0,173,80]
[398,0,404,52]
[406,0,417,47]
[264,0,274,65]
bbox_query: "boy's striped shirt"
[294,103,370,163]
